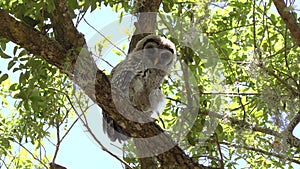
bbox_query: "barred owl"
[103,35,176,142]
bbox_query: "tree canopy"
[0,0,300,168]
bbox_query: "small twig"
[46,88,88,165]
[230,100,252,112]
[220,141,300,165]
[91,52,114,68]
[201,92,259,96]
[60,117,80,143]
[40,141,50,162]
[0,157,9,169]
[58,89,132,168]
[52,109,61,164]
[259,65,299,96]
[265,44,296,59]
[272,66,299,87]
[59,108,71,127]
[83,18,127,56]
[284,25,291,73]
[198,109,300,149]
[13,139,49,169]
[166,97,187,105]
[206,24,253,35]
[76,111,132,168]
[76,10,87,27]
[237,88,247,121]
[192,155,222,163]
[215,134,224,169]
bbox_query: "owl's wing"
[111,70,136,94]
[103,60,141,142]
[111,60,142,95]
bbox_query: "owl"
[102,35,176,142]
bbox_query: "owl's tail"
[102,110,129,143]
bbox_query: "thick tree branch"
[50,0,85,49]
[49,163,67,169]
[0,9,66,70]
[273,0,300,46]
[96,84,211,168]
[286,111,300,133]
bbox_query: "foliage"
[158,0,300,168]
[0,0,300,168]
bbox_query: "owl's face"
[132,35,176,72]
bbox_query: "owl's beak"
[153,57,159,65]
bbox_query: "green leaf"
[7,60,16,70]
[0,39,7,51]
[216,124,223,134]
[0,74,9,83]
[9,83,19,91]
[18,49,27,58]
[163,2,171,13]
[13,45,18,56]
[119,11,124,23]
[13,67,20,72]
[68,0,79,9]
[0,50,11,59]
[0,138,10,149]
[90,2,97,12]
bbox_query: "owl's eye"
[160,51,172,60]
[159,51,173,65]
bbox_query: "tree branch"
[0,9,67,71]
[13,139,49,169]
[273,0,300,46]
[220,141,300,165]
[128,0,162,53]
[201,110,300,148]
[50,0,85,49]
[286,111,300,133]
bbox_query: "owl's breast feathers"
[103,35,176,142]
[129,68,166,112]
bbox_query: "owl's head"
[132,35,176,72]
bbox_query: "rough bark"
[0,1,216,169]
[50,0,85,49]
[128,0,162,53]
[273,0,300,46]
[49,163,67,169]
[0,9,67,70]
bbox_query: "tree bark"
[49,0,85,50]
[273,0,300,47]
[128,0,162,53]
